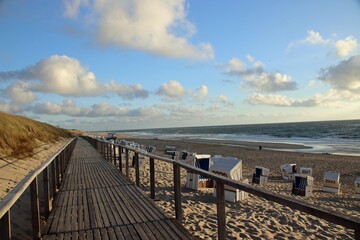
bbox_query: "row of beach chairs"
[252,164,360,198]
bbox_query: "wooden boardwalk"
[42,138,194,240]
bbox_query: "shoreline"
[122,133,360,156]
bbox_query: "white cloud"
[217,94,233,106]
[246,89,360,108]
[318,54,360,93]
[156,80,186,99]
[2,81,37,104]
[224,57,297,92]
[0,55,149,99]
[192,85,208,100]
[303,30,328,45]
[334,36,358,58]
[106,80,149,99]
[64,0,89,18]
[289,30,358,58]
[64,0,214,60]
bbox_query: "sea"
[114,120,360,156]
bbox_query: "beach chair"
[292,174,314,197]
[355,176,360,199]
[299,167,313,176]
[210,157,248,202]
[252,166,270,185]
[280,164,296,180]
[185,154,213,190]
[323,171,341,193]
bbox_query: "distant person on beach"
[259,145,262,151]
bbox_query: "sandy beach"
[122,136,360,239]
[1,135,358,239]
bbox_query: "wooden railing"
[85,136,360,240]
[0,138,77,240]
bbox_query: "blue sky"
[0,0,360,131]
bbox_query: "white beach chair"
[210,157,248,202]
[280,164,296,180]
[323,171,341,193]
[292,174,314,197]
[355,176,360,199]
[299,167,313,176]
[252,166,270,185]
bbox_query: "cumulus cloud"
[318,54,360,93]
[156,80,186,99]
[64,0,214,60]
[1,81,37,104]
[192,85,208,100]
[0,55,149,100]
[224,57,297,92]
[246,93,321,107]
[107,80,149,99]
[334,36,358,58]
[289,30,358,58]
[246,89,360,108]
[217,94,234,106]
[0,55,105,97]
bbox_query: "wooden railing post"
[51,160,57,197]
[216,181,226,240]
[30,177,41,240]
[135,152,140,187]
[0,210,11,240]
[125,149,129,177]
[113,145,117,167]
[150,157,155,199]
[173,164,182,223]
[56,155,61,188]
[119,147,123,173]
[43,167,50,219]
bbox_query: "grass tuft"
[0,112,73,157]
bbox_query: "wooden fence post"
[43,167,50,219]
[113,145,117,167]
[150,157,155,199]
[216,181,226,240]
[135,152,140,187]
[51,160,57,197]
[125,149,129,177]
[0,210,11,240]
[173,164,182,224]
[119,147,123,173]
[56,155,61,188]
[30,177,41,240]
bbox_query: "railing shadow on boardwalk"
[84,136,360,240]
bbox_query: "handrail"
[0,137,77,239]
[0,137,76,218]
[86,137,360,240]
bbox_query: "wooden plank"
[150,157,155,199]
[135,152,140,187]
[173,164,182,224]
[216,182,226,240]
[43,167,51,219]
[30,176,41,240]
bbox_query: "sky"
[0,0,360,131]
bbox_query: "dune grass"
[0,112,72,157]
